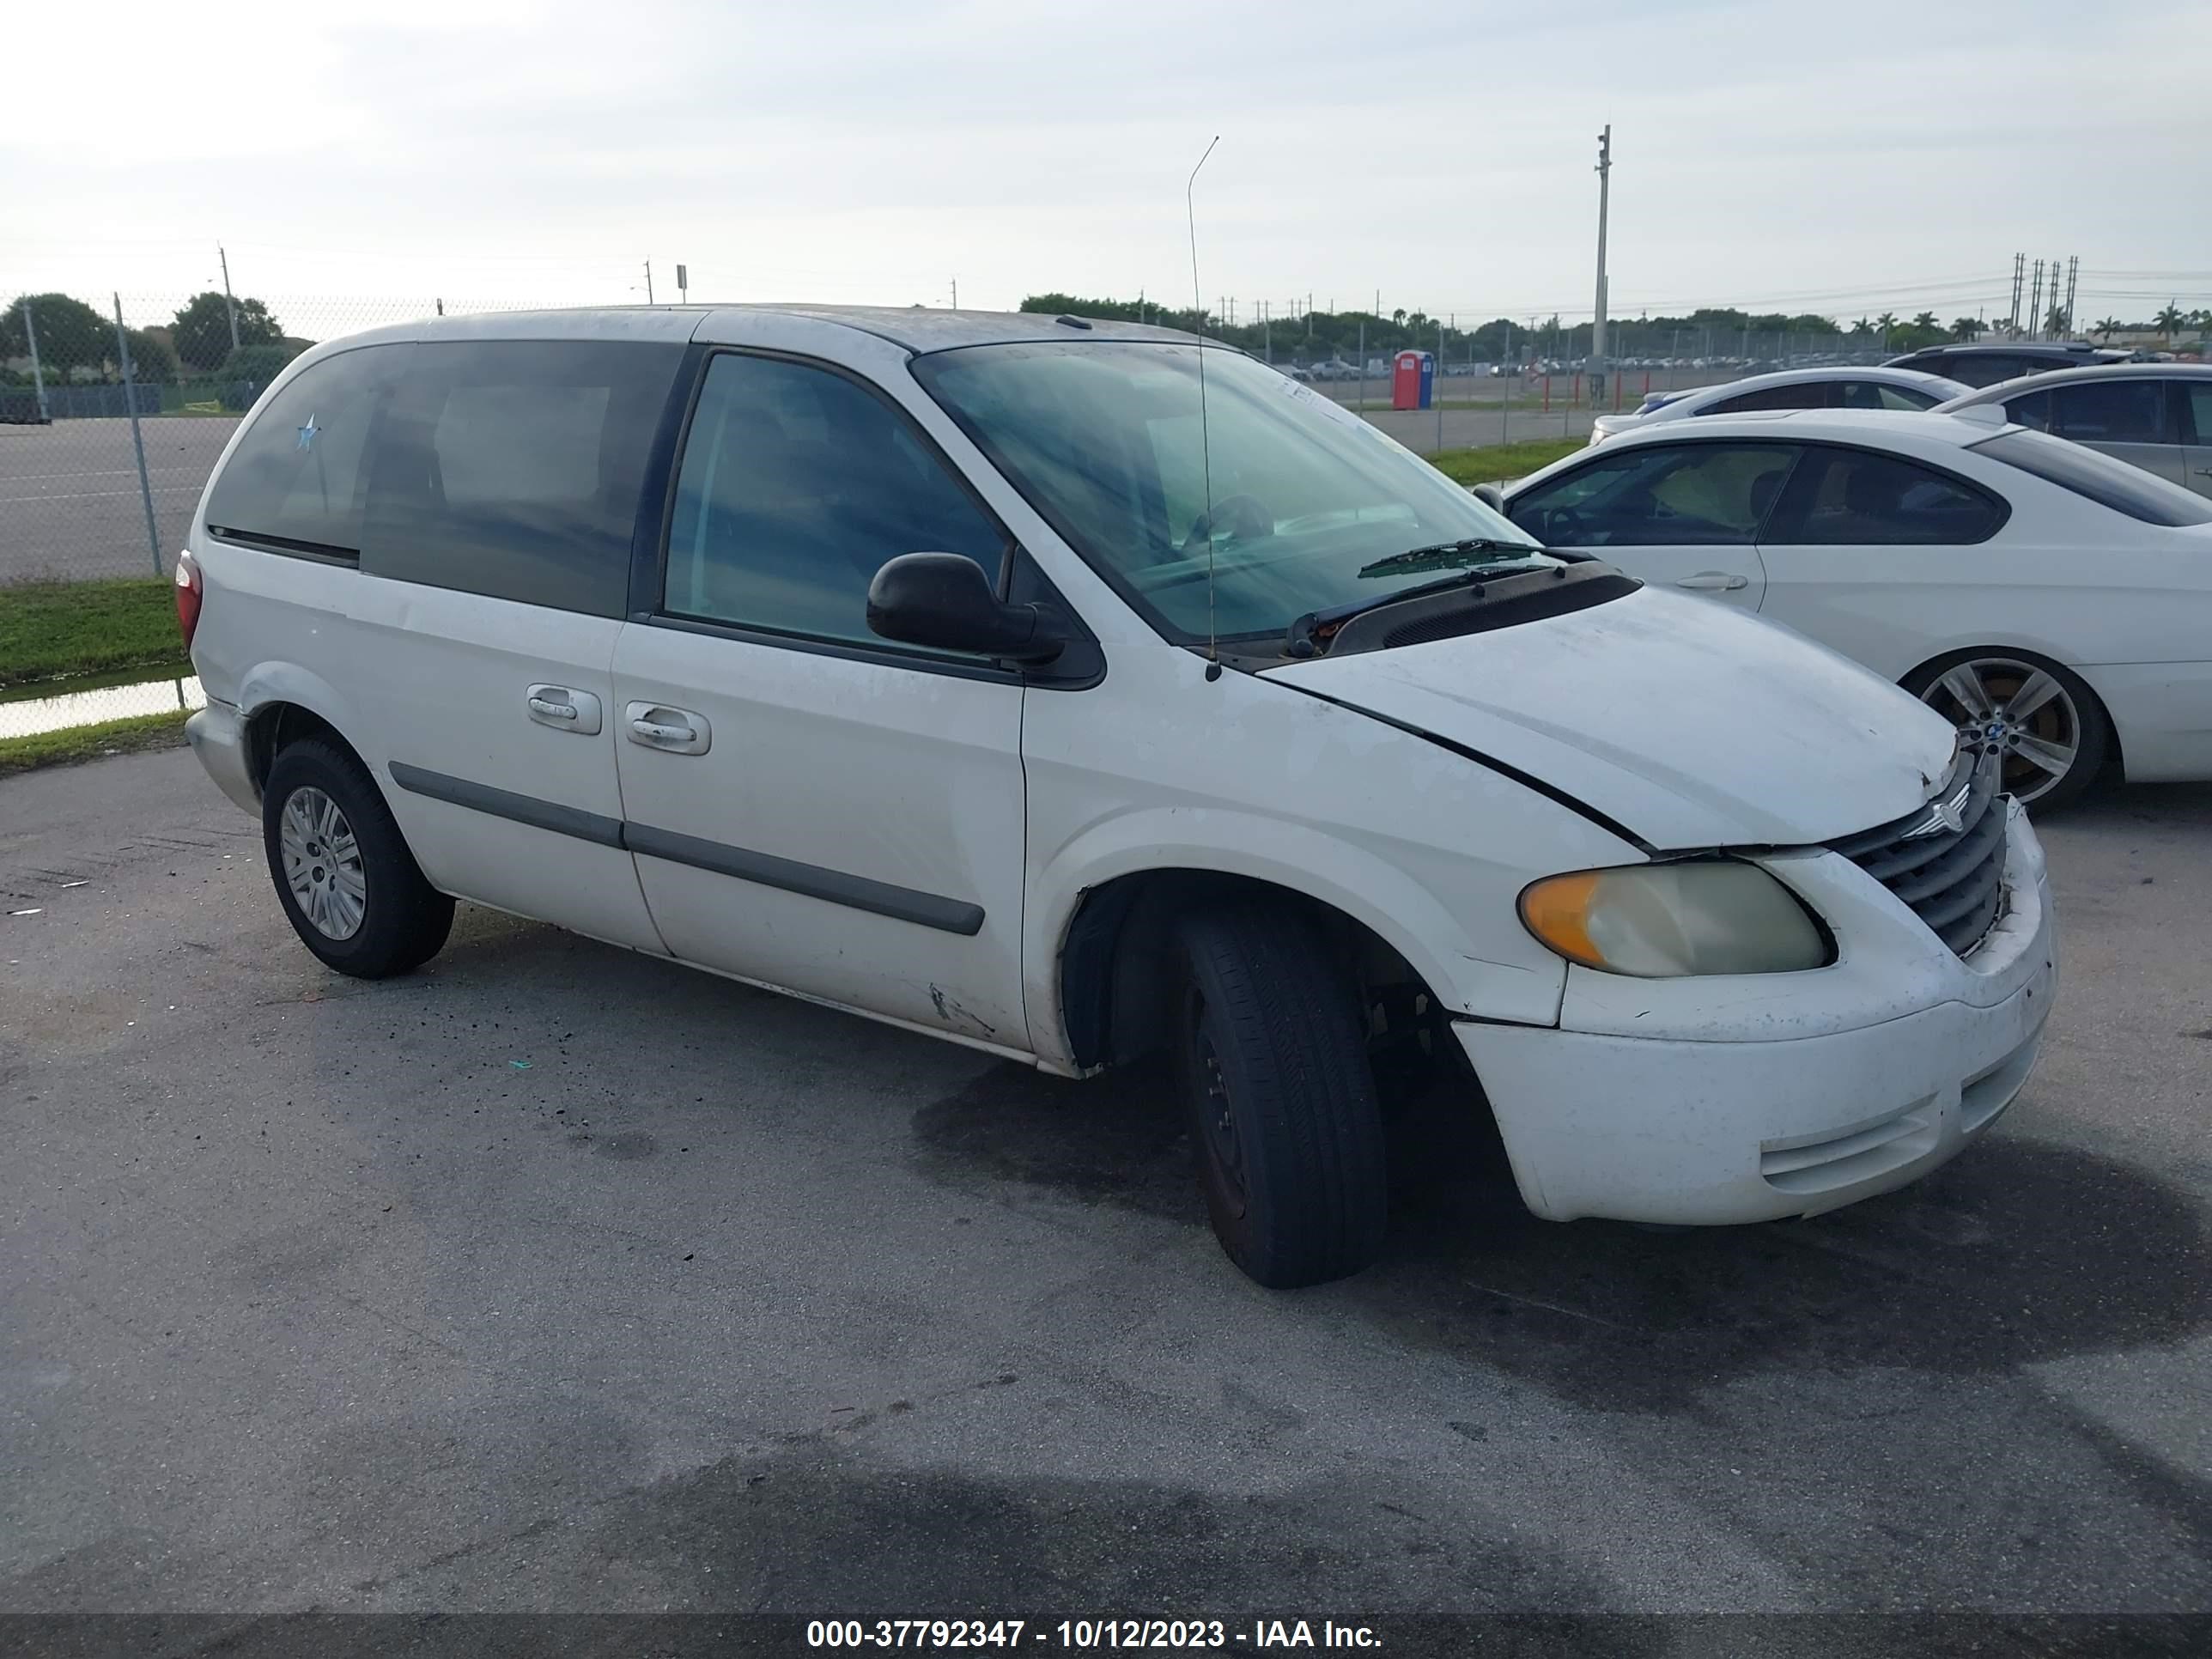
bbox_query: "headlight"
[1519,860,1830,977]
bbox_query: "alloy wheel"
[1917,658,2081,805]
[279,787,368,940]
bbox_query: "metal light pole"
[1589,125,1612,405]
[20,296,49,421]
[218,243,240,354]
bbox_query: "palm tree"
[1951,318,1984,341]
[1911,312,1939,331]
[2045,305,2070,337]
[2154,303,2186,339]
[2094,317,2124,343]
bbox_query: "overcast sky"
[9,0,2209,333]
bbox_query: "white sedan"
[1589,366,1969,446]
[1496,409,2212,808]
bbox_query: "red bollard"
[1614,374,1624,411]
[1572,373,1582,407]
[1542,375,1551,414]
[1642,369,1651,400]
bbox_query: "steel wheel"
[1186,989,1249,1222]
[278,786,367,940]
[1917,657,2082,806]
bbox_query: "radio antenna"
[1187,135,1222,679]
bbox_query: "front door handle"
[625,702,711,756]
[1675,570,1749,592]
[526,684,602,734]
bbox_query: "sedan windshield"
[910,342,1550,644]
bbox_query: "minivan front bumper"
[1457,803,2057,1225]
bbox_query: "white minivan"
[179,307,2057,1287]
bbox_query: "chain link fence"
[3,293,559,587]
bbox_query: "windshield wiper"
[1357,538,1546,578]
[1285,557,1559,658]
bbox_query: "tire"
[1169,902,1389,1288]
[1903,650,2112,814]
[263,738,453,977]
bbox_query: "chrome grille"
[1829,752,2009,957]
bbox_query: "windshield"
[910,342,1550,643]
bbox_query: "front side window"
[362,340,684,617]
[2046,380,2170,445]
[204,344,408,556]
[910,342,1548,645]
[1508,442,1797,547]
[1969,429,2212,526]
[663,352,1006,647]
[1765,447,2003,545]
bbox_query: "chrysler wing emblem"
[1903,781,1972,839]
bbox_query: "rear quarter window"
[1969,429,2212,526]
[204,344,410,557]
[361,339,686,617]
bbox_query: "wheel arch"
[235,664,376,795]
[1051,866,1455,1076]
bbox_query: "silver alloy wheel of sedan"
[278,786,368,940]
[1917,658,2081,805]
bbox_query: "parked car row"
[182,305,2065,1291]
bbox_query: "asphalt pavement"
[1,748,2208,1642]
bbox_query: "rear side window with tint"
[362,340,684,616]
[1947,356,2025,387]
[1766,447,2005,545]
[1705,383,1826,413]
[1969,429,2212,526]
[2046,380,2171,444]
[204,345,409,557]
[1839,380,1942,411]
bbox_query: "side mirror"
[1470,483,1505,511]
[866,552,1065,665]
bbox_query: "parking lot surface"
[0,419,240,583]
[2,749,2208,1632]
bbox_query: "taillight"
[174,550,203,651]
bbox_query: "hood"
[1266,585,1956,849]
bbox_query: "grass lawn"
[0,709,191,778]
[0,579,189,688]
[1425,438,1587,487]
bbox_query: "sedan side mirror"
[866,552,1065,665]
[1470,483,1505,511]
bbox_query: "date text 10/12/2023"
[805,1620,1382,1649]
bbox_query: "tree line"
[1020,294,2208,362]
[2,291,303,388]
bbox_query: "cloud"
[6,0,2207,324]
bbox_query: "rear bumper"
[1458,806,2057,1225]
[184,700,258,817]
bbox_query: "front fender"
[1022,805,1571,1073]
